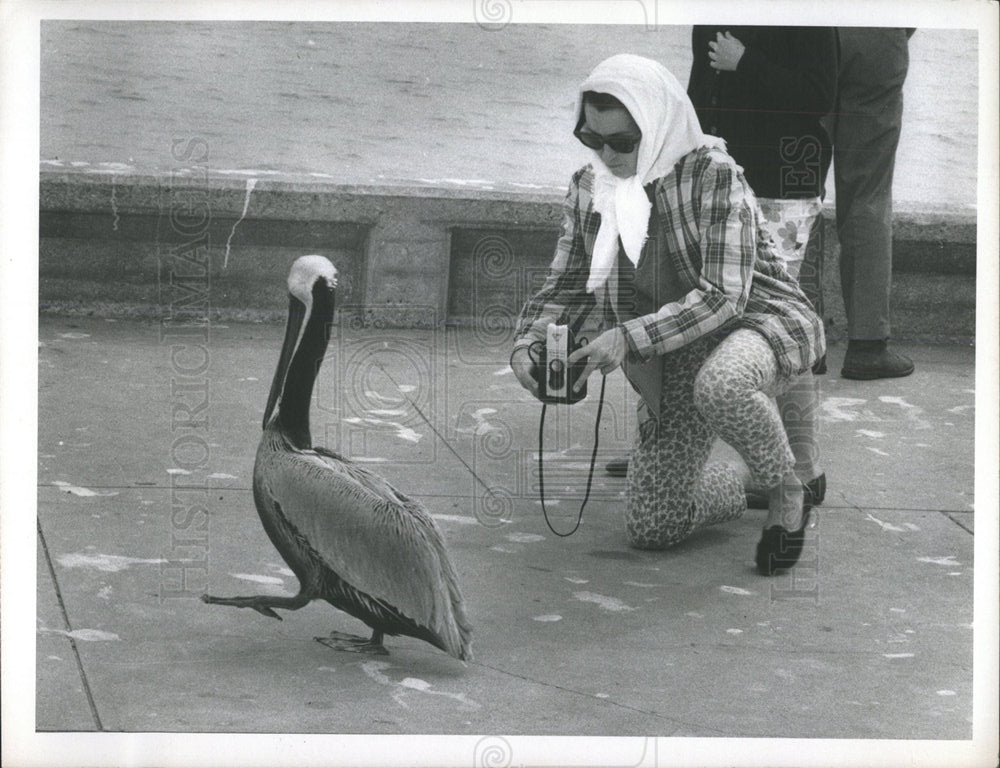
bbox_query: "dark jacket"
[687,26,837,199]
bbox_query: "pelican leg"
[314,629,388,655]
[200,591,311,621]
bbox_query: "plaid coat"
[514,145,825,406]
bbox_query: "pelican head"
[263,255,339,433]
[288,254,338,303]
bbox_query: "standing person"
[686,25,836,507]
[832,27,916,379]
[687,26,836,313]
[510,55,825,575]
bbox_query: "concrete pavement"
[29,314,985,760]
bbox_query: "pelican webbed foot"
[314,630,389,655]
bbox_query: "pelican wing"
[262,447,470,654]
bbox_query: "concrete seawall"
[39,171,977,341]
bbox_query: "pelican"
[202,254,472,661]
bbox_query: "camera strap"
[537,373,607,537]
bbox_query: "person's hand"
[510,346,541,398]
[708,31,745,72]
[567,327,627,393]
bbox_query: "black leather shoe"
[605,457,629,477]
[841,340,914,380]
[756,502,813,576]
[812,354,827,375]
[746,473,825,510]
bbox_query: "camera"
[530,324,589,404]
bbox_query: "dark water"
[40,22,978,209]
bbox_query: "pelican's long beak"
[262,293,307,429]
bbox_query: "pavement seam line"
[41,483,253,492]
[373,355,493,495]
[944,511,974,535]
[833,493,974,518]
[37,517,105,731]
[34,484,981,516]
[470,661,729,736]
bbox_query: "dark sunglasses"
[574,126,641,154]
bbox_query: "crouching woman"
[510,54,825,575]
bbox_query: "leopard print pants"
[626,328,798,550]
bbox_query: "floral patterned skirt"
[756,197,823,281]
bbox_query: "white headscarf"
[577,54,726,293]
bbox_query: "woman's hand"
[510,346,541,398]
[567,327,627,393]
[708,31,746,72]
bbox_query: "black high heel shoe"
[755,496,813,576]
